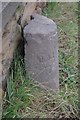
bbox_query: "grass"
[2,2,79,119]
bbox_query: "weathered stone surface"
[2,2,21,31]
[35,2,46,14]
[1,16,21,90]
[21,2,37,28]
[24,14,59,90]
[36,2,46,8]
[35,6,42,14]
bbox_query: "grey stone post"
[24,14,59,90]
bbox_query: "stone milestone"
[24,14,59,90]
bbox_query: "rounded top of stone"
[23,14,57,35]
